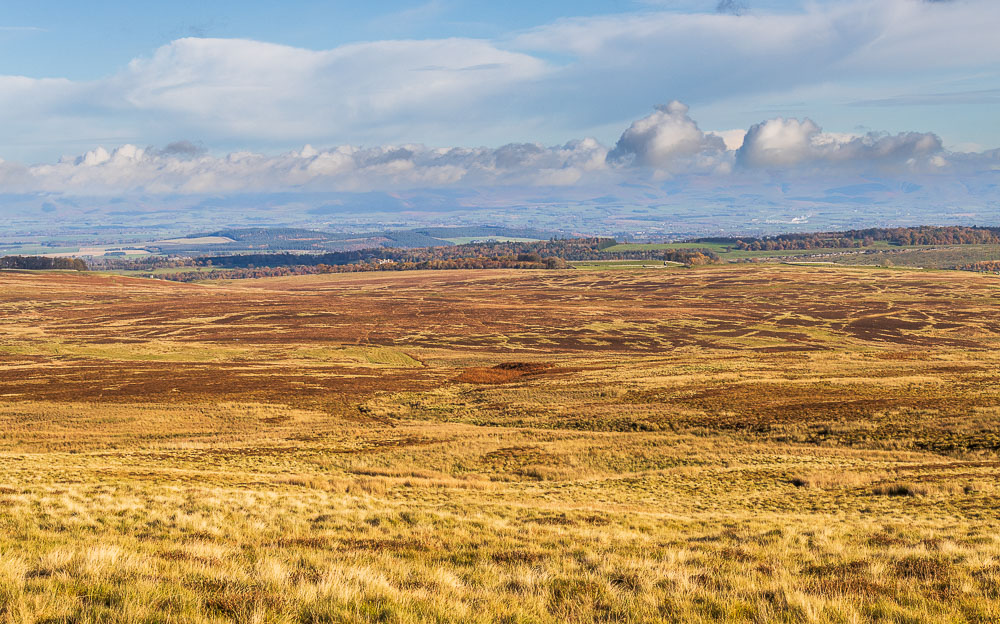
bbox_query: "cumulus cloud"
[0,102,995,195]
[14,138,611,195]
[607,102,727,172]
[736,117,944,170]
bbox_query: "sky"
[0,0,998,204]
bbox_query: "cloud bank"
[0,103,995,195]
[5,138,611,194]
[736,118,945,171]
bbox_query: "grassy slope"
[1,266,999,622]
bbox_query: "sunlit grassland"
[1,266,1000,622]
[4,409,1000,623]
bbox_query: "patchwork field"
[1,265,1000,623]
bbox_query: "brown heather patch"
[454,362,556,384]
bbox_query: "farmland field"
[2,265,1000,622]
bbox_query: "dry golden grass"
[1,265,1000,622]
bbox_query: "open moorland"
[2,265,1000,622]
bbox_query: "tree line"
[156,255,568,282]
[188,238,631,268]
[0,256,88,271]
[699,226,1000,251]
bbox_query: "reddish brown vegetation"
[958,260,1000,273]
[2,266,999,428]
[455,362,556,384]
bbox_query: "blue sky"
[2,1,804,81]
[0,0,998,198]
[0,1,612,79]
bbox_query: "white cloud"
[736,117,944,169]
[0,37,550,159]
[119,37,548,139]
[607,102,727,171]
[2,0,999,162]
[1,101,996,195]
[509,0,1000,142]
[514,0,1000,80]
[15,138,612,195]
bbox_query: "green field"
[102,266,235,277]
[0,245,81,256]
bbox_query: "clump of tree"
[0,256,88,271]
[957,261,1000,274]
[662,249,721,266]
